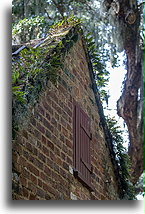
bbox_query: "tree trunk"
[102,0,143,184]
[116,0,143,184]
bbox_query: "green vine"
[12,17,81,136]
[12,17,135,199]
[85,32,110,104]
[106,116,136,199]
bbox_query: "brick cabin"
[12,23,123,200]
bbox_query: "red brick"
[43,182,49,191]
[37,188,45,198]
[50,91,58,103]
[19,156,27,167]
[28,181,37,194]
[43,101,54,115]
[12,39,121,201]
[34,159,43,170]
[67,123,72,132]
[36,123,45,134]
[38,105,45,116]
[60,168,67,179]
[34,129,41,140]
[64,106,72,117]
[19,175,27,187]
[68,101,72,110]
[47,158,53,168]
[54,146,60,156]
[27,163,39,176]
[62,127,68,138]
[45,193,51,200]
[44,165,52,175]
[53,128,59,137]
[63,161,69,171]
[30,174,37,185]
[45,130,52,139]
[42,135,47,144]
[61,117,67,127]
[61,152,66,161]
[40,172,49,182]
[46,184,58,197]
[12,152,19,164]
[55,112,59,121]
[46,140,54,151]
[33,147,38,156]
[29,193,37,200]
[44,118,54,132]
[23,130,28,139]
[52,101,62,114]
[66,156,72,165]
[56,157,62,166]
[51,117,57,127]
[21,167,30,179]
[38,152,46,163]
[46,112,51,121]
[38,179,43,188]
[22,187,29,198]
[65,139,72,149]
[58,124,61,131]
[27,124,35,135]
[53,163,60,173]
[62,144,67,153]
[42,145,50,156]
[26,142,33,153]
[23,150,29,159]
[13,143,23,155]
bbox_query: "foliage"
[85,32,110,103]
[106,116,136,199]
[12,45,61,133]
[12,1,119,105]
[12,17,81,134]
[12,15,110,106]
[12,1,143,196]
[12,16,49,44]
[134,173,144,197]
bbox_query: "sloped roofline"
[12,23,123,198]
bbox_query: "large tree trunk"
[116,0,143,184]
[103,0,143,184]
[117,41,143,184]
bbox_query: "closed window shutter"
[73,101,93,191]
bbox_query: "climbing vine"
[12,16,49,44]
[12,17,81,135]
[12,16,135,199]
[12,16,110,119]
[106,116,136,199]
[85,32,110,103]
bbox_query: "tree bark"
[116,0,143,184]
[103,0,143,184]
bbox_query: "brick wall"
[12,36,120,200]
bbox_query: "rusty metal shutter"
[73,100,93,191]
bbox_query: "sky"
[104,52,129,148]
[105,53,144,200]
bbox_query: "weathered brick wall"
[12,37,120,200]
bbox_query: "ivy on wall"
[12,17,135,199]
[12,16,109,131]
[12,17,81,134]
